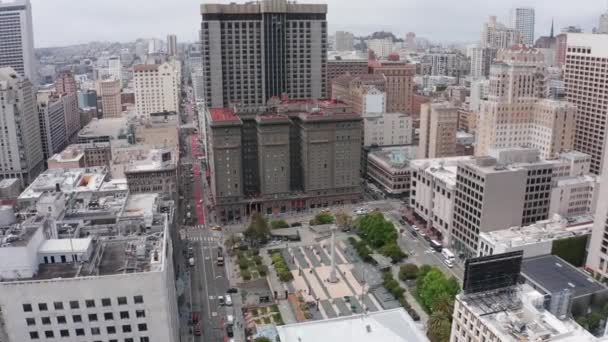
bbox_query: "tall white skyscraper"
[0,0,36,83]
[0,67,44,185]
[512,7,535,46]
[166,34,178,56]
[107,56,122,83]
[565,33,608,175]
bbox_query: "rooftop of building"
[78,117,129,139]
[554,174,598,187]
[133,64,159,72]
[0,178,19,189]
[124,149,177,173]
[368,146,418,172]
[201,0,327,15]
[276,308,428,342]
[48,147,85,163]
[462,148,561,174]
[521,255,607,298]
[208,107,241,124]
[19,167,110,202]
[479,214,593,250]
[458,284,596,342]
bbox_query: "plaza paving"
[277,238,383,320]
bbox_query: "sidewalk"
[391,265,428,326]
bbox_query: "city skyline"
[30,0,605,48]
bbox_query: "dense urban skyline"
[29,0,604,47]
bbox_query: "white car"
[218,296,225,305]
[412,225,419,231]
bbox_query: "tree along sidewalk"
[391,265,428,326]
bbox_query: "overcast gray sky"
[31,0,604,48]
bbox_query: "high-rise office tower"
[166,34,178,56]
[469,47,498,79]
[201,0,328,109]
[418,102,459,159]
[481,16,519,49]
[0,0,36,83]
[588,132,608,280]
[107,56,122,83]
[512,7,535,46]
[54,71,77,96]
[36,91,67,162]
[404,32,416,51]
[565,33,608,174]
[599,10,608,34]
[334,31,354,51]
[0,68,43,185]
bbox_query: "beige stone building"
[475,47,576,159]
[133,63,180,117]
[418,102,459,159]
[369,61,415,114]
[97,78,122,118]
[565,33,608,174]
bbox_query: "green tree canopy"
[357,212,398,249]
[244,213,270,243]
[253,337,271,342]
[416,268,460,312]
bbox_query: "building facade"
[206,100,361,223]
[368,38,393,58]
[36,92,67,163]
[369,61,415,114]
[334,31,354,51]
[201,0,328,109]
[480,16,519,49]
[133,63,180,117]
[565,33,608,175]
[469,47,498,79]
[410,156,474,245]
[418,102,459,159]
[0,0,36,83]
[54,71,77,96]
[0,68,43,185]
[512,7,535,46]
[363,113,413,147]
[166,34,178,56]
[97,79,122,118]
[476,48,576,159]
[326,58,374,96]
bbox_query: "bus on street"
[441,248,455,268]
[430,239,443,252]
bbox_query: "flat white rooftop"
[276,308,428,342]
[38,238,92,255]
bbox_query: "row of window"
[23,296,144,312]
[26,309,145,326]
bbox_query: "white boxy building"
[0,167,179,342]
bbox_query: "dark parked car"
[226,325,234,338]
[227,288,238,294]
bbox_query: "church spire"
[550,18,554,38]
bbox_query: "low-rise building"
[277,308,428,342]
[520,255,608,318]
[450,284,597,342]
[77,117,130,144]
[124,149,178,197]
[363,113,413,147]
[549,175,599,218]
[477,214,593,258]
[366,146,417,198]
[410,156,474,245]
[47,143,112,170]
